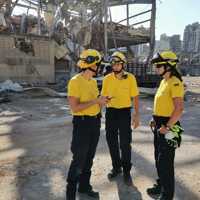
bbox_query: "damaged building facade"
[0,0,157,87]
[0,34,55,83]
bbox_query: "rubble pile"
[107,22,150,37]
[0,80,23,93]
[0,0,153,87]
[183,77,200,103]
[0,0,150,52]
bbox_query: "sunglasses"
[110,56,124,65]
[111,61,123,65]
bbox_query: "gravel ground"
[0,77,200,200]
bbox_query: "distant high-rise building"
[183,22,200,53]
[154,33,170,53]
[159,33,170,51]
[155,34,181,54]
[169,35,181,53]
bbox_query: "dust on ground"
[0,77,200,200]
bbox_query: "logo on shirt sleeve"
[173,83,180,87]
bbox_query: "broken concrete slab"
[139,87,157,96]
[0,96,11,104]
[23,87,66,98]
[0,80,23,93]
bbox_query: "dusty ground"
[0,77,200,200]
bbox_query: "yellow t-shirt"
[153,76,184,117]
[101,72,139,108]
[67,73,100,116]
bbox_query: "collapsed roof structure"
[0,0,157,87]
[0,0,156,60]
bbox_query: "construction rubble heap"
[0,0,151,55]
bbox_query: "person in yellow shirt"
[101,51,140,186]
[147,51,184,200]
[66,49,108,200]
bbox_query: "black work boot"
[146,180,161,197]
[78,186,99,199]
[157,193,173,200]
[107,168,122,180]
[78,172,99,198]
[66,183,76,200]
[123,172,133,186]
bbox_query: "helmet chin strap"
[160,69,168,77]
[88,67,98,76]
[160,64,171,77]
[113,65,124,74]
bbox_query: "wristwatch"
[165,125,171,131]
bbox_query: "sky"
[110,0,200,40]
[13,0,200,40]
[155,0,200,40]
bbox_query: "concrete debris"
[83,29,92,46]
[44,4,54,30]
[24,87,66,98]
[108,22,150,37]
[66,38,83,53]
[70,20,83,37]
[139,87,157,96]
[0,80,23,92]
[128,26,150,37]
[0,11,6,26]
[0,89,200,200]
[0,96,11,103]
[55,75,69,93]
[54,41,69,59]
[185,91,200,103]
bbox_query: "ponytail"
[170,66,183,82]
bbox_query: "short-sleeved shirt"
[153,76,184,117]
[101,72,139,108]
[67,73,100,116]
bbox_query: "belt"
[73,113,101,120]
[107,107,131,111]
[153,115,170,122]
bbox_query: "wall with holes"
[0,34,55,84]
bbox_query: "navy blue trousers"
[67,115,101,192]
[106,107,132,173]
[153,116,177,200]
